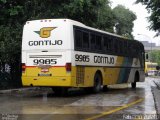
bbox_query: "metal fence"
[0,62,22,90]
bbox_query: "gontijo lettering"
[28,40,62,46]
[94,56,114,64]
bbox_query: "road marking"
[85,98,144,120]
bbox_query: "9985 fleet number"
[75,54,90,62]
[33,59,57,65]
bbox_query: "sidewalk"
[151,80,160,115]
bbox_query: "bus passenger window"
[103,35,113,53]
[96,35,102,51]
[114,39,118,53]
[119,41,124,55]
[83,32,89,49]
[108,39,112,51]
[124,41,128,56]
[90,34,96,50]
[75,30,83,49]
[103,37,108,51]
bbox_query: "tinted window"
[95,35,102,50]
[119,40,124,54]
[83,32,89,49]
[114,38,118,53]
[90,33,96,50]
[75,29,83,49]
[103,35,113,52]
[74,26,144,58]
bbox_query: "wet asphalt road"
[0,77,159,120]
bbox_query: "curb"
[151,86,160,115]
[0,87,37,94]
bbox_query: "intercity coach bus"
[22,19,145,94]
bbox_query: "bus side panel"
[73,54,144,87]
[116,57,133,84]
[75,66,104,87]
[74,56,126,87]
[103,68,121,85]
[127,58,145,83]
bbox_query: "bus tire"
[93,73,102,93]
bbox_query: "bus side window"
[124,40,128,56]
[83,31,89,50]
[90,33,96,50]
[103,36,108,52]
[96,35,102,51]
[75,29,83,49]
[119,40,123,55]
[103,35,112,53]
[127,43,131,56]
[146,53,149,60]
[114,37,118,54]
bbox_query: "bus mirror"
[146,54,148,60]
[156,66,159,70]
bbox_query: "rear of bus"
[22,19,74,88]
[145,62,158,76]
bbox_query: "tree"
[113,5,137,39]
[149,50,160,65]
[52,0,115,32]
[136,0,160,36]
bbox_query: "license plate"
[41,68,49,72]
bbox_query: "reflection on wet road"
[0,77,158,120]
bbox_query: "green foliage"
[136,0,160,36]
[149,50,160,65]
[113,5,137,39]
[0,0,115,63]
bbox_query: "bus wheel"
[52,87,68,96]
[93,73,102,93]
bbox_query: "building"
[140,41,160,61]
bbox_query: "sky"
[111,0,160,46]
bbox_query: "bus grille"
[76,66,85,85]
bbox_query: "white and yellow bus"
[145,62,158,76]
[22,19,145,94]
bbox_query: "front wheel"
[93,73,102,93]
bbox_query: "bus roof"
[25,19,143,45]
